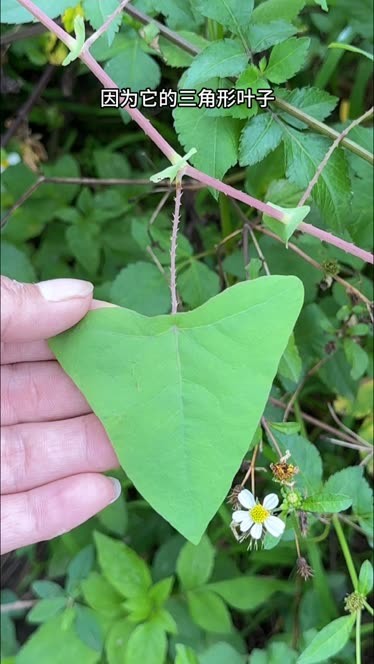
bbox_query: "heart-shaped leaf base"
[49,277,303,543]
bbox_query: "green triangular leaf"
[49,277,304,543]
[263,202,310,244]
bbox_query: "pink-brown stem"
[170,184,183,314]
[16,0,374,264]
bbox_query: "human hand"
[1,277,120,554]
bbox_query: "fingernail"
[108,477,122,504]
[38,279,94,302]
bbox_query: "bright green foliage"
[16,615,100,664]
[183,40,248,88]
[27,598,67,624]
[297,614,356,664]
[82,0,122,46]
[173,104,241,183]
[110,262,171,316]
[252,0,305,23]
[247,20,297,53]
[282,130,351,234]
[301,493,352,513]
[196,0,254,36]
[277,87,338,128]
[159,31,208,67]
[2,0,73,23]
[200,643,246,664]
[94,532,152,598]
[358,560,373,595]
[81,572,124,618]
[50,277,303,542]
[206,577,290,611]
[124,620,167,664]
[186,588,232,633]
[178,261,220,308]
[265,38,310,84]
[152,0,203,31]
[177,536,215,589]
[105,39,161,91]
[263,203,310,244]
[239,114,283,166]
[75,606,103,652]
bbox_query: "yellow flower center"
[250,504,270,524]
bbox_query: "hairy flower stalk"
[16,0,374,265]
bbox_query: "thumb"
[1,276,94,343]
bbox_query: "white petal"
[239,516,254,533]
[263,493,279,510]
[232,510,248,523]
[238,489,255,509]
[264,515,285,538]
[250,523,263,539]
[8,153,21,166]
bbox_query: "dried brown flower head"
[297,557,314,581]
[271,460,299,484]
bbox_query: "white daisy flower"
[1,151,21,173]
[232,489,285,543]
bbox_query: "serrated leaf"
[239,114,283,166]
[179,261,220,308]
[266,37,310,84]
[247,20,297,53]
[153,0,203,31]
[173,104,241,184]
[177,535,215,590]
[277,87,338,129]
[159,31,208,68]
[94,532,152,599]
[324,467,373,540]
[252,0,305,23]
[111,262,170,316]
[82,0,121,46]
[196,0,254,36]
[187,589,232,633]
[282,128,351,234]
[297,614,356,664]
[49,277,303,543]
[2,0,73,24]
[302,493,352,513]
[183,39,248,88]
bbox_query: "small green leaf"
[1,242,36,283]
[183,40,248,88]
[2,0,73,24]
[196,0,254,36]
[105,39,161,91]
[343,338,369,380]
[239,114,283,166]
[265,37,310,84]
[175,644,199,664]
[27,598,67,624]
[125,620,167,664]
[94,532,152,599]
[252,0,305,23]
[66,546,95,595]
[277,87,338,128]
[263,203,310,244]
[297,614,356,664]
[83,0,122,46]
[187,589,232,634]
[270,431,322,493]
[328,42,374,61]
[178,261,220,308]
[110,262,171,316]
[207,576,290,610]
[62,16,85,66]
[177,535,215,590]
[81,572,124,618]
[247,20,297,53]
[150,148,197,184]
[149,577,174,607]
[302,493,352,513]
[32,581,65,600]
[358,560,373,595]
[75,606,103,652]
[278,334,302,383]
[105,619,134,664]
